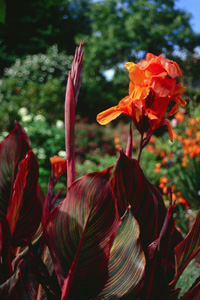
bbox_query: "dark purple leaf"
[170,209,200,287]
[111,150,158,248]
[44,168,121,300]
[0,123,42,246]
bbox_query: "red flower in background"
[97,53,186,141]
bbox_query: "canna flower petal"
[125,63,146,84]
[138,53,182,78]
[97,96,132,125]
[97,106,123,125]
[129,82,150,102]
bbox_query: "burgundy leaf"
[0,123,42,246]
[169,288,181,300]
[111,150,158,248]
[170,209,200,287]
[15,237,57,300]
[44,167,121,300]
[8,150,42,245]
[0,265,20,299]
[141,202,177,299]
[14,120,31,146]
[0,124,30,222]
[94,207,146,299]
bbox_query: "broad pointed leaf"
[111,150,158,247]
[0,123,30,222]
[44,168,121,299]
[94,207,145,299]
[170,209,200,287]
[141,202,177,300]
[15,236,57,300]
[169,288,180,300]
[0,265,20,299]
[0,123,42,246]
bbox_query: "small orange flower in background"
[50,156,67,177]
[177,196,189,209]
[97,53,186,141]
[175,111,185,123]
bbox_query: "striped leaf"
[94,207,146,299]
[0,123,42,246]
[6,150,42,245]
[0,123,30,223]
[44,168,121,299]
[171,209,200,287]
[15,237,58,300]
[111,150,159,248]
[0,264,20,299]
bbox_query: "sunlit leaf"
[44,168,121,299]
[94,207,145,299]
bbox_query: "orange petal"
[129,83,150,101]
[125,62,146,84]
[97,106,122,125]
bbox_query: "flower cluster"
[97,53,186,141]
[159,176,189,209]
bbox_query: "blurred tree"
[76,0,200,119]
[0,0,91,71]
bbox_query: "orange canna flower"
[97,53,186,141]
[50,156,67,177]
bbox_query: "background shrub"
[0,45,72,131]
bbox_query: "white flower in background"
[34,114,46,122]
[37,148,46,160]
[18,107,29,116]
[56,120,64,129]
[58,150,66,158]
[22,114,32,122]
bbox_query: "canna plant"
[0,42,200,300]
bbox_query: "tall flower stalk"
[65,41,84,187]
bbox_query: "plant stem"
[137,133,144,163]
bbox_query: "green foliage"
[0,45,72,130]
[0,0,6,24]
[77,0,200,117]
[0,0,91,70]
[176,259,200,298]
